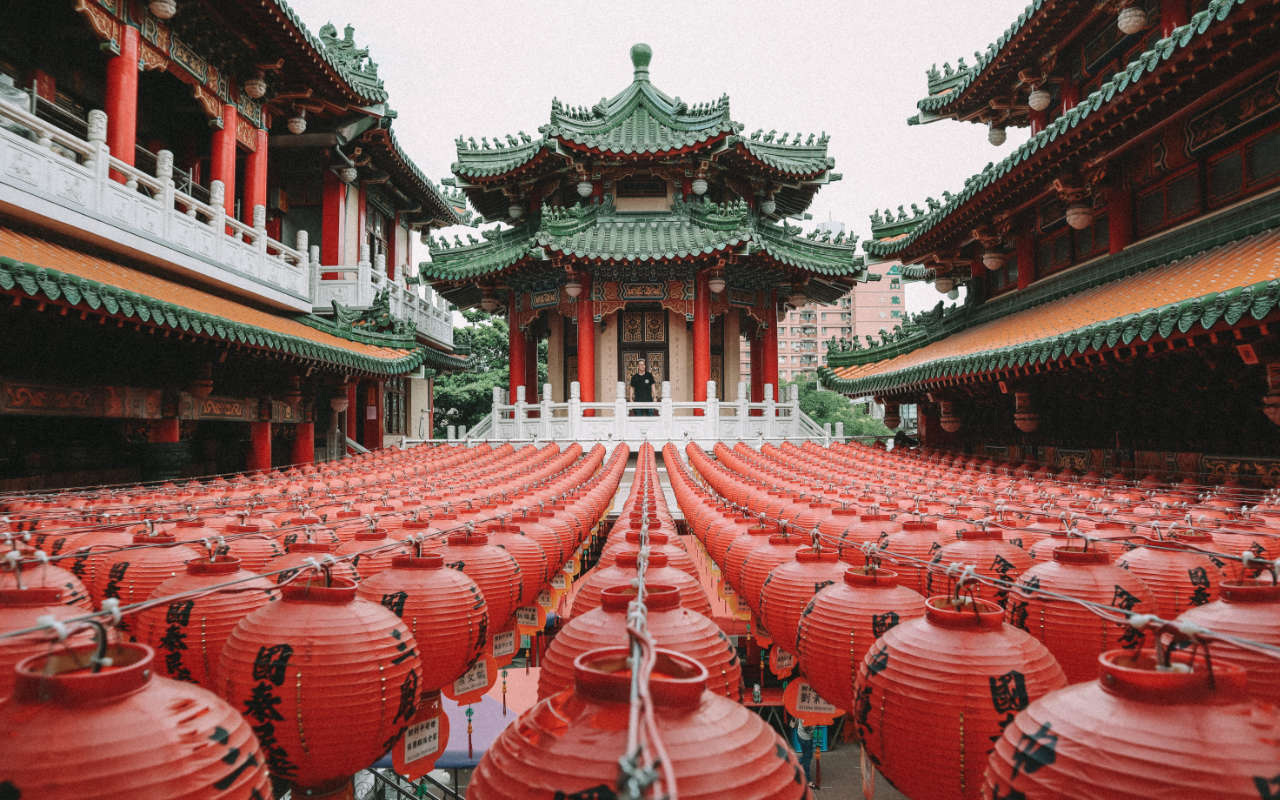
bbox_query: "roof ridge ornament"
[630,43,653,81]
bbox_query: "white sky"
[289,0,1032,312]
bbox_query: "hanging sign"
[492,630,517,660]
[445,655,497,705]
[783,679,843,727]
[393,690,449,780]
[769,647,796,680]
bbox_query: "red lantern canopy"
[0,587,94,698]
[759,547,847,655]
[439,531,523,630]
[984,649,1280,799]
[356,553,489,694]
[133,557,277,687]
[796,567,926,713]
[469,647,808,799]
[0,642,271,798]
[539,584,740,701]
[1007,546,1156,683]
[1177,581,1280,704]
[571,551,712,618]
[1116,535,1225,617]
[217,577,422,796]
[855,596,1067,800]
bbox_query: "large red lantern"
[539,584,740,701]
[759,547,847,655]
[1177,581,1280,704]
[469,647,808,799]
[218,524,282,572]
[855,596,1067,800]
[133,557,277,687]
[878,521,952,595]
[356,553,489,693]
[796,567,925,713]
[0,642,271,798]
[439,531,523,630]
[1116,535,1225,617]
[1,550,93,610]
[1007,546,1156,683]
[0,587,93,698]
[983,649,1280,799]
[217,577,422,796]
[93,534,202,625]
[933,529,1031,606]
[570,551,712,618]
[263,541,359,584]
[335,529,406,578]
[739,533,807,617]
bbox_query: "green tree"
[784,377,891,439]
[432,310,547,435]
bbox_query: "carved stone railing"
[311,250,454,348]
[0,103,310,307]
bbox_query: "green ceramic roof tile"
[866,0,1248,259]
[367,123,461,225]
[452,137,554,179]
[728,133,834,177]
[267,4,389,103]
[421,197,864,280]
[0,256,450,376]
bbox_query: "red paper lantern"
[356,553,489,693]
[1177,581,1280,704]
[855,596,1067,800]
[539,584,740,701]
[484,523,550,609]
[217,577,421,795]
[133,557,277,687]
[218,524,282,572]
[336,529,406,578]
[0,551,93,610]
[983,649,1280,799]
[720,523,779,590]
[738,533,808,618]
[570,551,712,618]
[0,587,93,698]
[263,541,359,584]
[933,529,1032,606]
[0,642,271,798]
[602,529,698,576]
[796,567,925,713]
[439,531,523,630]
[1116,535,1225,617]
[1007,546,1156,683]
[93,534,202,625]
[469,647,808,799]
[878,521,952,595]
[759,547,847,654]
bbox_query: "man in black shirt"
[628,358,658,416]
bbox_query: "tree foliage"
[784,378,891,439]
[433,310,547,435]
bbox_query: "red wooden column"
[345,381,359,444]
[248,421,271,472]
[105,26,140,176]
[1060,79,1078,114]
[291,421,314,465]
[321,171,346,266]
[1109,175,1134,254]
[210,104,238,216]
[508,296,527,404]
[1029,109,1047,135]
[692,271,711,407]
[762,291,780,401]
[1162,0,1188,36]
[1016,233,1036,290]
[749,335,764,404]
[363,381,383,450]
[242,128,269,227]
[576,273,596,407]
[148,417,180,443]
[524,333,539,403]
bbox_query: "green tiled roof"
[0,257,448,376]
[420,197,865,282]
[730,134,834,177]
[265,3,389,103]
[452,137,555,180]
[365,123,461,226]
[866,0,1249,260]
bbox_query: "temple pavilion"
[421,44,869,410]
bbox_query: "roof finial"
[630,43,652,81]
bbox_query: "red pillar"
[210,104,238,216]
[363,381,382,450]
[524,333,539,403]
[508,296,526,404]
[750,335,764,404]
[1029,109,1047,135]
[1016,233,1036,290]
[357,183,368,256]
[762,291,780,401]
[576,274,596,408]
[1109,180,1134,254]
[291,421,314,465]
[148,417,180,443]
[692,272,711,407]
[1161,0,1188,36]
[345,381,358,444]
[242,128,268,227]
[321,171,346,266]
[248,421,271,472]
[1060,79,1078,115]
[105,26,139,176]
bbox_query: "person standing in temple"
[628,358,658,416]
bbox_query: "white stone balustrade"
[311,249,454,347]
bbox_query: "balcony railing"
[426,381,838,453]
[311,251,454,347]
[0,102,310,306]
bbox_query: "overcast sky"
[289,0,1032,311]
